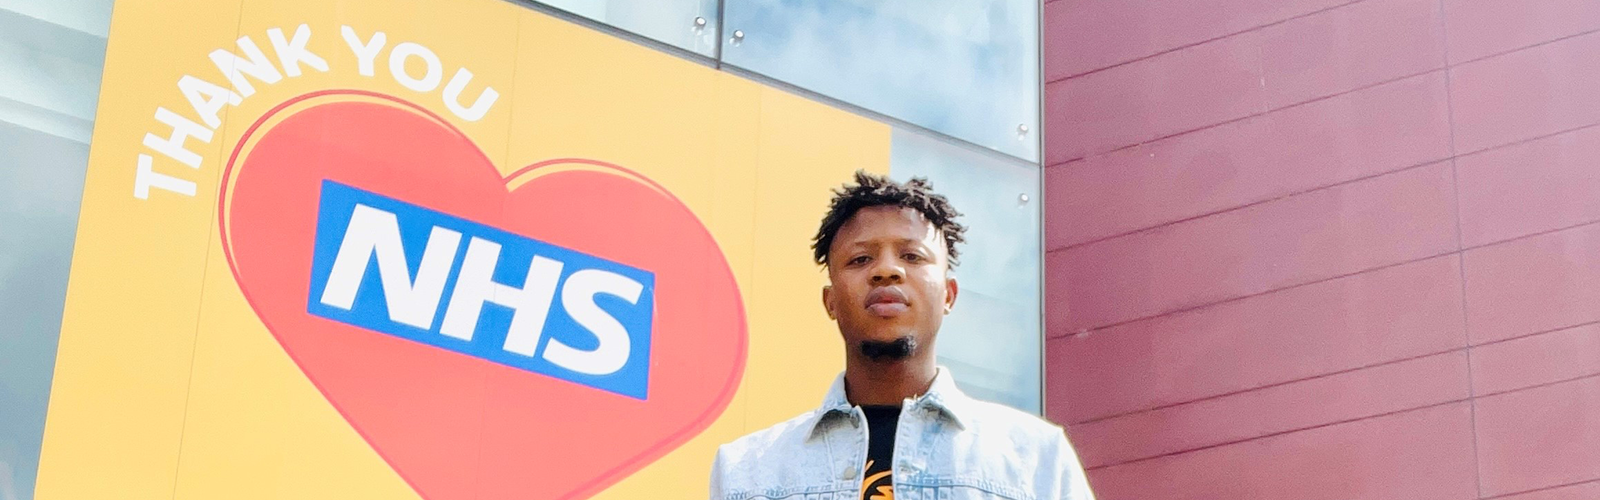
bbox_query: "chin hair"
[859,336,918,362]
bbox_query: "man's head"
[812,171,965,365]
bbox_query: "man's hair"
[811,170,966,267]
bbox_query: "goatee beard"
[860,336,917,362]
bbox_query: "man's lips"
[865,286,909,318]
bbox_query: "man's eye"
[903,253,922,262]
[849,256,870,265]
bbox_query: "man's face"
[822,205,958,361]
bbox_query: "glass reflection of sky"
[0,121,86,500]
[537,0,720,56]
[0,2,111,498]
[890,128,1042,413]
[724,0,1039,162]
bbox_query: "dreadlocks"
[811,170,966,268]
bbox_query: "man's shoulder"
[958,398,1092,494]
[716,410,822,460]
[960,398,1069,444]
[710,410,842,497]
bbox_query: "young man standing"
[709,172,1094,500]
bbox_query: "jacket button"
[840,464,857,480]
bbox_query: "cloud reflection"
[538,0,720,55]
[723,0,1039,161]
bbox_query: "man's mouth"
[864,286,910,318]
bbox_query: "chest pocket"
[718,491,856,500]
[892,479,1035,500]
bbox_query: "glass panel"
[889,127,1041,414]
[722,0,1039,162]
[0,1,112,499]
[531,0,720,57]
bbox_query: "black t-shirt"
[860,405,900,500]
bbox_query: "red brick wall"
[1041,0,1600,498]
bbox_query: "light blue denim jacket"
[709,368,1095,500]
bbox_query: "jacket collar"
[807,366,971,437]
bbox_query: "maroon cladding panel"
[1066,351,1468,468]
[1047,162,1457,333]
[1047,255,1466,424]
[1041,0,1352,81]
[1490,481,1600,500]
[1044,32,1265,164]
[1443,0,1600,63]
[1085,403,1478,500]
[1257,0,1446,109]
[1045,0,1600,496]
[1472,323,1600,397]
[1046,72,1451,250]
[1044,0,1450,166]
[1475,376,1600,497]
[1455,126,1600,248]
[1463,223,1600,345]
[1449,31,1600,155]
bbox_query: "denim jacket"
[709,368,1095,500]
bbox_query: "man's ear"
[822,285,836,320]
[943,277,959,314]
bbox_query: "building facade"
[8,0,1599,499]
[1044,0,1600,498]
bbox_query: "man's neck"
[843,357,938,407]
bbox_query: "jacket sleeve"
[708,445,728,500]
[1057,432,1097,500]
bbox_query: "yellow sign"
[36,0,889,498]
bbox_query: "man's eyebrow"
[842,237,926,248]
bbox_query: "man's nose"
[870,258,904,283]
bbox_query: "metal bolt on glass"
[1016,124,1029,139]
[693,16,707,29]
[1018,193,1030,206]
[730,29,745,46]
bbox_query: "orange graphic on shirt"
[862,460,894,500]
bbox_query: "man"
[709,172,1095,500]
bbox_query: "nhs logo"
[307,180,655,399]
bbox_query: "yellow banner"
[36,0,888,498]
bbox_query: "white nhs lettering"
[317,203,643,376]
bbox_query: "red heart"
[218,90,747,499]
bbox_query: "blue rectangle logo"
[307,180,654,399]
